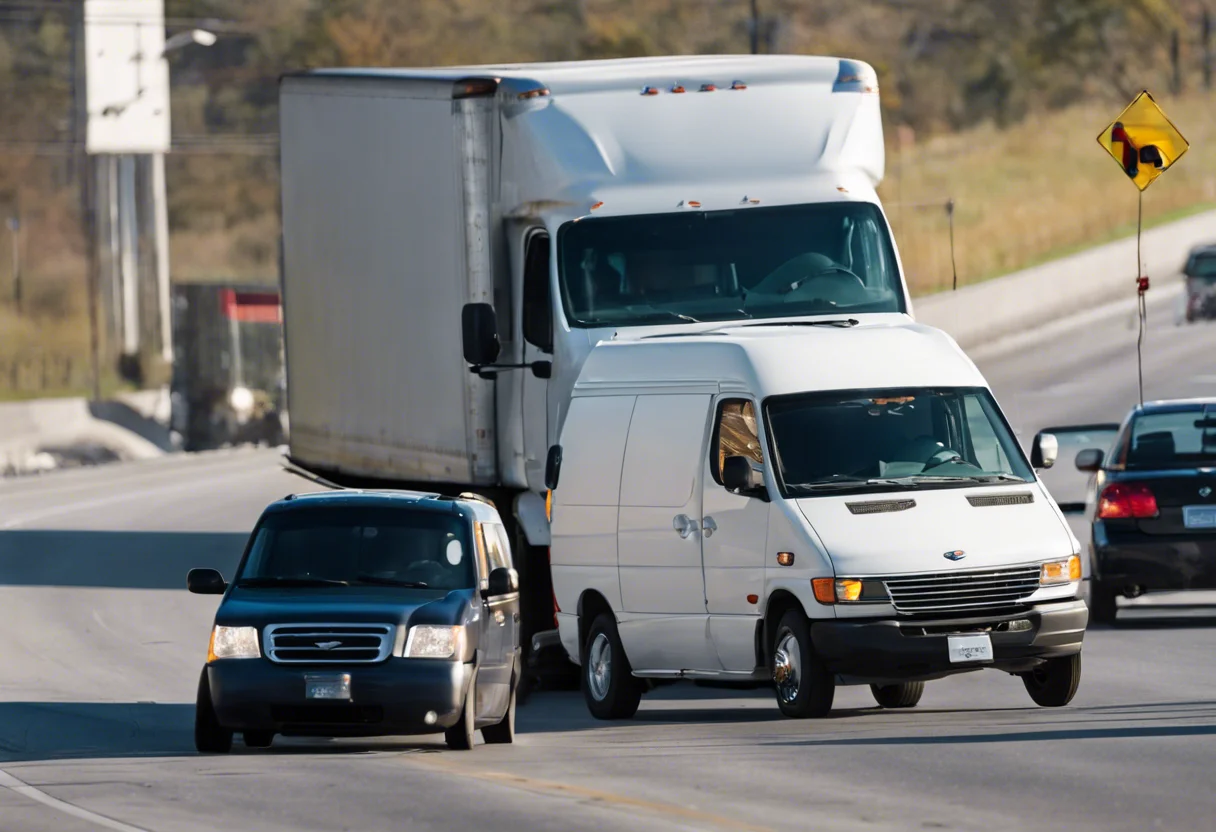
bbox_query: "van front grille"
[264,623,394,664]
[881,565,1041,615]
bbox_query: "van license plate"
[947,634,993,663]
[305,673,351,700]
[1184,505,1216,529]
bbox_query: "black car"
[1039,399,1216,623]
[188,489,521,752]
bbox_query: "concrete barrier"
[912,209,1216,350]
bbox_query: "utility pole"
[1204,6,1213,91]
[1170,29,1182,95]
[750,0,760,54]
[7,192,19,315]
[72,1,101,401]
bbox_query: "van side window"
[713,399,763,485]
[522,232,553,353]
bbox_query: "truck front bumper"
[811,599,1088,683]
[207,657,472,737]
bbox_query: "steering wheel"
[922,449,967,471]
[781,263,867,296]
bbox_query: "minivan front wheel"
[771,609,835,718]
[581,614,642,720]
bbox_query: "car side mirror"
[1075,448,1105,472]
[545,444,562,491]
[485,566,519,598]
[187,567,227,595]
[1030,432,1058,469]
[461,303,501,367]
[723,455,769,501]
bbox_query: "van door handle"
[673,514,697,539]
[702,516,717,537]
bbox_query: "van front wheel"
[771,609,834,718]
[870,681,924,709]
[1022,653,1081,707]
[582,614,642,720]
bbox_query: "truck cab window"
[713,399,764,484]
[522,233,553,353]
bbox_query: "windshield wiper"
[354,574,430,589]
[741,318,859,328]
[236,577,350,588]
[788,476,915,492]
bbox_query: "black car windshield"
[237,506,474,591]
[765,387,1033,495]
[1118,407,1216,470]
[557,202,904,328]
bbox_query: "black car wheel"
[581,614,642,720]
[194,670,233,754]
[1022,653,1082,707]
[1089,580,1118,625]
[771,609,835,718]
[445,670,477,750]
[870,681,924,709]
[482,675,516,745]
[243,731,275,749]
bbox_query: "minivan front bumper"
[810,599,1087,683]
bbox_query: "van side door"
[701,397,770,672]
[616,393,718,672]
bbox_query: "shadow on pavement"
[0,530,248,589]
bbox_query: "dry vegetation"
[1,0,1215,396]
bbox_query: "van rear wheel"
[581,614,642,720]
[771,609,834,718]
[870,681,924,709]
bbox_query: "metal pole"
[749,0,760,54]
[1136,190,1146,408]
[152,151,173,364]
[119,153,140,358]
[9,191,19,315]
[83,153,101,402]
[947,198,958,291]
[1204,7,1213,91]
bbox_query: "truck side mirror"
[723,455,768,501]
[187,567,227,595]
[545,444,562,491]
[1075,448,1104,472]
[1030,432,1058,469]
[462,303,501,367]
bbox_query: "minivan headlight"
[404,625,465,659]
[1040,556,1082,586]
[208,626,260,661]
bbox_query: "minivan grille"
[264,623,394,664]
[881,565,1041,615]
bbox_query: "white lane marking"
[0,768,150,832]
[0,469,262,529]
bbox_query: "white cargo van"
[547,320,1088,718]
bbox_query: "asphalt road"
[3,291,1216,832]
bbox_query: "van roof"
[572,318,986,399]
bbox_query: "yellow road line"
[407,756,775,832]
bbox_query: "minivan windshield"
[237,507,474,591]
[557,202,904,328]
[765,387,1033,496]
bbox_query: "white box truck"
[277,55,913,680]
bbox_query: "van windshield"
[764,387,1033,496]
[236,507,474,591]
[557,202,904,329]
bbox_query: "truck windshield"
[557,202,904,328]
[764,387,1033,496]
[237,507,474,591]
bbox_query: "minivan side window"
[712,399,764,485]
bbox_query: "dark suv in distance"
[188,489,521,752]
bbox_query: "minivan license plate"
[305,673,351,700]
[1184,505,1216,529]
[947,634,993,664]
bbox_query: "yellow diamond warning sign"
[1097,90,1189,191]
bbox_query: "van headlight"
[1040,556,1082,586]
[208,626,260,661]
[404,625,465,659]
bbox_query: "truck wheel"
[771,609,835,718]
[1089,580,1117,625]
[581,614,642,720]
[194,670,233,754]
[243,731,274,749]
[482,674,516,744]
[870,681,924,709]
[1022,653,1081,707]
[445,670,477,750]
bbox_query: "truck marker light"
[517,87,550,101]
[590,201,604,211]
[641,86,660,96]
[700,84,716,92]
[747,594,759,604]
[776,551,795,566]
[741,196,761,205]
[837,186,849,193]
[687,200,701,208]
[731,80,747,90]
[671,84,686,94]
[812,578,835,604]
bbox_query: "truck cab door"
[519,230,553,493]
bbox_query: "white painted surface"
[84,0,170,153]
